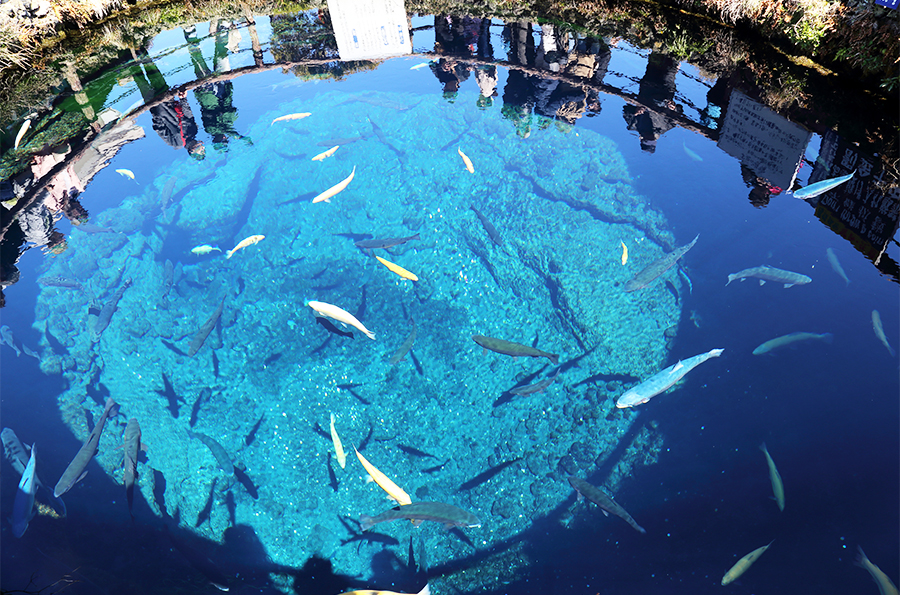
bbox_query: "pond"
[1,4,898,595]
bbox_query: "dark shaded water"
[1,10,897,595]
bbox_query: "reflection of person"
[185,21,250,152]
[741,163,780,208]
[431,58,471,100]
[622,51,682,153]
[130,46,205,160]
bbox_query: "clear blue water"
[1,13,898,595]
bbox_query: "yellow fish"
[458,147,475,173]
[721,540,774,585]
[339,586,429,595]
[271,112,311,125]
[115,168,135,180]
[330,414,346,469]
[375,256,418,282]
[354,447,411,505]
[14,118,30,150]
[226,234,265,259]
[312,146,339,162]
[307,299,375,340]
[620,241,628,265]
[312,166,356,204]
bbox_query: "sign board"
[875,0,897,10]
[718,89,811,191]
[329,0,411,61]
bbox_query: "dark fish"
[2,428,66,517]
[263,353,282,366]
[233,464,259,499]
[152,468,170,519]
[457,458,521,491]
[196,478,217,527]
[244,416,264,447]
[389,319,417,365]
[473,335,559,365]
[317,136,364,147]
[422,460,449,474]
[346,388,372,405]
[470,206,503,246]
[397,444,438,460]
[155,373,184,418]
[190,388,212,428]
[409,351,424,376]
[189,298,225,357]
[510,369,560,396]
[316,317,354,339]
[625,234,698,292]
[337,383,365,390]
[338,516,399,547]
[664,280,679,303]
[357,425,374,451]
[360,502,481,531]
[279,191,317,206]
[417,534,428,574]
[354,233,420,251]
[54,397,119,497]
[225,491,236,526]
[211,351,220,378]
[187,430,234,475]
[327,452,339,493]
[123,418,142,519]
[161,339,188,357]
[568,475,646,534]
[165,526,230,591]
[91,279,132,342]
[38,276,86,293]
[159,176,177,221]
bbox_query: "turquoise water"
[1,12,898,595]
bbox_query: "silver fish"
[616,348,724,408]
[752,332,833,355]
[625,234,698,292]
[726,265,811,288]
[90,279,132,343]
[793,170,855,200]
[872,310,895,357]
[1,325,20,357]
[826,248,849,285]
[11,444,38,537]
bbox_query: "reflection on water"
[0,6,897,595]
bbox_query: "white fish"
[793,170,855,200]
[872,310,895,357]
[721,540,774,585]
[760,443,784,511]
[682,141,703,162]
[826,248,849,285]
[616,348,724,408]
[752,332,832,355]
[14,118,31,150]
[115,168,135,180]
[306,300,375,340]
[726,265,811,288]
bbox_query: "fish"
[161,259,174,299]
[90,278,133,343]
[312,146,339,161]
[190,388,212,428]
[760,443,784,511]
[312,166,356,203]
[307,300,375,340]
[2,428,65,517]
[191,244,221,255]
[330,414,347,469]
[271,112,312,125]
[472,335,559,365]
[682,141,703,161]
[470,206,502,246]
[14,118,30,150]
[457,458,521,491]
[620,241,628,265]
[826,248,850,285]
[339,585,430,595]
[54,397,119,497]
[510,369,560,396]
[354,233,420,251]
[872,310,895,356]
[375,256,418,281]
[124,418,142,518]
[159,176,177,220]
[389,319,416,365]
[458,147,475,173]
[1,325,20,356]
[568,476,646,534]
[726,265,811,288]
[354,447,411,505]
[22,345,40,361]
[752,332,833,355]
[792,170,855,200]
[189,298,225,357]
[855,546,899,595]
[11,444,38,537]
[721,540,774,585]
[226,234,265,259]
[360,502,480,531]
[397,444,437,460]
[187,430,234,475]
[115,168,135,180]
[37,276,86,293]
[616,348,724,408]
[317,136,364,147]
[624,234,698,292]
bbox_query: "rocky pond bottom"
[32,89,685,592]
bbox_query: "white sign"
[329,0,411,61]
[718,89,811,191]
